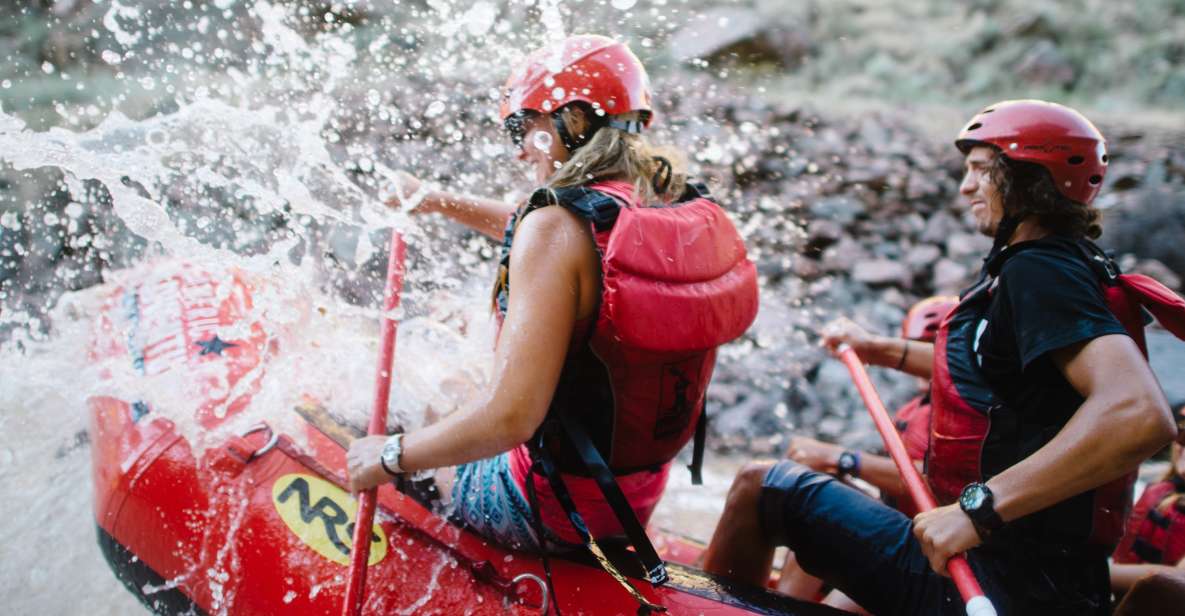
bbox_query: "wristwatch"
[837,451,861,478]
[959,482,1005,538]
[380,433,405,476]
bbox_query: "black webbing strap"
[687,403,707,486]
[524,454,564,616]
[526,440,666,614]
[556,412,670,586]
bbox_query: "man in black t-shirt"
[703,100,1179,615]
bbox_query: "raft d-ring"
[509,573,548,613]
[240,423,279,461]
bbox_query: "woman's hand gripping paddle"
[836,344,997,616]
[342,230,407,616]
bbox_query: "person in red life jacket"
[702,99,1179,615]
[786,296,956,513]
[345,34,757,602]
[775,296,956,606]
[1111,407,1185,596]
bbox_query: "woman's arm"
[384,172,516,240]
[347,206,595,490]
[417,190,517,241]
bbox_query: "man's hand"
[785,436,844,474]
[912,504,983,576]
[820,317,885,363]
[346,435,393,493]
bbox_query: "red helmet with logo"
[500,34,653,125]
[902,296,959,343]
[955,99,1108,205]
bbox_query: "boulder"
[933,258,972,294]
[852,259,911,286]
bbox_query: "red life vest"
[1113,476,1185,565]
[496,179,758,473]
[895,395,932,464]
[495,179,757,586]
[884,395,932,518]
[927,238,1185,550]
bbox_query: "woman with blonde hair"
[346,34,757,602]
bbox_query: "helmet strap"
[606,118,644,134]
[985,214,1021,266]
[552,111,644,153]
[552,112,593,152]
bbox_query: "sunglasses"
[504,111,537,149]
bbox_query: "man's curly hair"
[988,152,1103,240]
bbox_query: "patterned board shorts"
[449,452,576,553]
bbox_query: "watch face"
[961,485,986,510]
[381,442,398,464]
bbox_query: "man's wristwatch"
[380,433,405,476]
[959,482,1005,539]
[837,451,861,478]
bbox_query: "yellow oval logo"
[272,473,388,566]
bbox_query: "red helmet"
[902,296,959,342]
[499,34,653,125]
[955,99,1108,205]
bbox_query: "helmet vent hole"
[1101,154,1109,164]
[982,108,995,114]
[1088,175,1103,185]
[1067,155,1085,166]
[966,122,982,131]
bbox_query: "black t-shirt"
[972,236,1129,542]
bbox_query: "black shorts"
[758,461,1111,616]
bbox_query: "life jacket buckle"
[646,563,669,586]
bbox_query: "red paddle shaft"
[342,231,407,616]
[836,345,997,616]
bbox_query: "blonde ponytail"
[547,108,688,204]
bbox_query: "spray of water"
[0,1,825,612]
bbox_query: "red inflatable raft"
[88,262,841,615]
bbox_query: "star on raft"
[195,335,238,356]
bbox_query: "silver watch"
[379,433,404,475]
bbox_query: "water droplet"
[551,87,565,100]
[532,131,553,152]
[425,100,446,118]
[101,50,123,65]
[611,0,638,9]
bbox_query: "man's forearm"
[1111,563,1184,594]
[865,338,933,379]
[858,453,911,498]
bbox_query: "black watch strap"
[959,482,1004,536]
